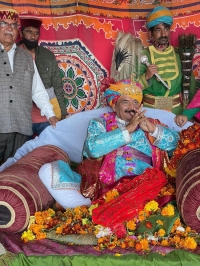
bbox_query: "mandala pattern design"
[42,40,108,115]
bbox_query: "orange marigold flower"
[56,226,63,234]
[135,242,142,251]
[140,239,149,251]
[138,210,150,222]
[180,237,197,250]
[161,239,169,246]
[185,226,191,233]
[36,232,46,240]
[104,189,119,203]
[161,204,174,216]
[74,206,81,214]
[121,242,127,249]
[29,224,44,234]
[127,220,136,231]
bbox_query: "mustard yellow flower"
[181,237,197,250]
[127,220,136,231]
[161,239,169,246]
[161,204,175,216]
[156,220,164,226]
[144,200,159,212]
[158,229,166,237]
[21,230,35,243]
[104,189,119,202]
[140,239,149,251]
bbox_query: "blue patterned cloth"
[51,160,81,190]
[83,113,179,180]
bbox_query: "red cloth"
[92,168,167,229]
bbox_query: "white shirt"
[1,43,55,120]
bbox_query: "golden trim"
[176,166,200,203]
[180,179,200,223]
[0,185,30,231]
[1,174,42,210]
[149,46,179,83]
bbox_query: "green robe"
[139,45,196,115]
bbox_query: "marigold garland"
[165,123,200,177]
[21,200,199,252]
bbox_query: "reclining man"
[39,78,180,211]
[83,79,179,185]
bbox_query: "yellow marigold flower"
[156,220,163,226]
[161,239,169,246]
[144,200,159,212]
[115,253,122,256]
[164,167,176,177]
[21,230,35,243]
[140,239,149,251]
[161,204,175,216]
[48,208,55,216]
[182,237,197,250]
[104,189,119,203]
[158,229,166,237]
[127,220,136,231]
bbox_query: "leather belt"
[143,94,182,109]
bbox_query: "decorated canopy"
[0,1,200,115]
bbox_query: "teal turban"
[146,6,173,29]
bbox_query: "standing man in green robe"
[139,6,196,116]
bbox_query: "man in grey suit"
[0,8,58,163]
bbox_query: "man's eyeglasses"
[0,21,19,29]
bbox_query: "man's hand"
[49,116,59,128]
[174,115,188,127]
[126,106,146,133]
[139,118,156,133]
[145,64,158,80]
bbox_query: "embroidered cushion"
[0,145,70,233]
[176,148,200,233]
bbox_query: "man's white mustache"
[5,30,13,36]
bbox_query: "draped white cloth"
[0,107,192,172]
